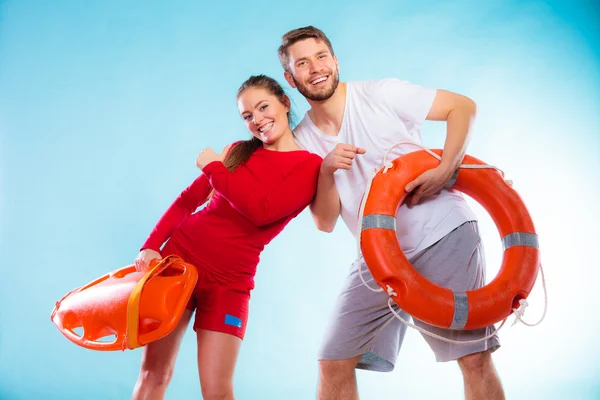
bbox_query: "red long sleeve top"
[141,145,322,288]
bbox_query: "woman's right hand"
[196,143,232,170]
[134,249,162,272]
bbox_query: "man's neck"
[307,82,347,137]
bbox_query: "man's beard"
[293,68,340,102]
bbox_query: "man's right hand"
[134,249,162,272]
[321,143,366,174]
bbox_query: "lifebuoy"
[51,255,198,351]
[360,149,540,330]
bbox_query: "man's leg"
[316,259,410,400]
[411,222,503,396]
[317,355,362,400]
[458,350,505,400]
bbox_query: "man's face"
[284,38,340,102]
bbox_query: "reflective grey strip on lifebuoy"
[450,291,469,330]
[444,169,460,189]
[361,214,396,231]
[501,232,539,250]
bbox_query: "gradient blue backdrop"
[1,0,599,399]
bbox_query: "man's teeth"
[311,76,327,85]
[260,122,273,133]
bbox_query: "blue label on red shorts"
[224,314,242,328]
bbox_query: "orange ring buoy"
[51,255,198,351]
[360,149,540,330]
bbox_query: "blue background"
[1,0,599,399]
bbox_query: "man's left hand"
[404,165,455,206]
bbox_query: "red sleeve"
[141,174,212,252]
[202,155,322,226]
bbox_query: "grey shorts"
[318,221,501,372]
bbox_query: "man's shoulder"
[346,78,403,104]
[348,77,400,91]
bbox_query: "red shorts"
[160,240,251,340]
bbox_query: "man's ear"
[284,71,297,88]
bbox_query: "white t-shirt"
[294,78,477,259]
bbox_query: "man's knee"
[457,350,493,374]
[319,356,360,382]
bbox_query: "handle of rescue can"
[124,256,176,349]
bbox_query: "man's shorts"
[318,221,501,371]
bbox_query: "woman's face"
[237,87,290,145]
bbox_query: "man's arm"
[426,89,477,174]
[405,89,477,205]
[309,143,366,232]
[309,169,341,232]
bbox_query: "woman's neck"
[263,130,302,152]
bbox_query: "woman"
[131,75,322,400]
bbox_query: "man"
[277,26,504,400]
